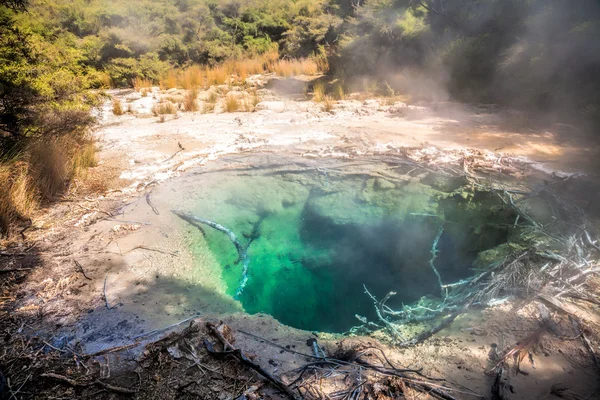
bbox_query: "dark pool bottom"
[195,172,510,333]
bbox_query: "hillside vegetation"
[1,0,600,235]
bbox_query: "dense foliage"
[2,0,600,150]
[335,0,600,125]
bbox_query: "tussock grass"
[98,73,113,89]
[323,95,335,112]
[112,99,124,115]
[183,88,199,112]
[156,50,325,91]
[202,103,215,114]
[132,77,153,91]
[333,83,346,100]
[224,96,240,113]
[313,81,326,102]
[152,101,178,115]
[0,133,98,236]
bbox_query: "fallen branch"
[429,225,445,298]
[399,299,474,348]
[172,210,250,296]
[205,323,301,400]
[364,285,405,341]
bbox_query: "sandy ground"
[2,76,600,399]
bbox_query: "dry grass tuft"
[333,83,345,100]
[313,81,326,102]
[132,77,153,91]
[0,133,99,236]
[112,98,124,115]
[152,101,178,115]
[323,95,336,112]
[224,96,240,113]
[183,88,199,112]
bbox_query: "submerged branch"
[430,225,445,299]
[171,209,250,296]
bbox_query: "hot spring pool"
[167,156,513,333]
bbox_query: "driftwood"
[205,322,301,400]
[172,210,250,296]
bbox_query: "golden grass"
[71,141,98,179]
[98,73,113,89]
[202,102,215,114]
[323,95,336,113]
[224,96,240,113]
[313,81,326,102]
[183,88,199,112]
[132,77,153,91]
[112,98,124,115]
[333,83,346,100]
[152,101,178,115]
[0,134,99,236]
[155,50,324,91]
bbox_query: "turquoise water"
[187,172,509,332]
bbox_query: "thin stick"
[429,226,445,298]
[162,149,183,164]
[103,275,114,310]
[146,192,160,215]
[126,245,178,256]
[74,260,92,280]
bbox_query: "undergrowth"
[0,133,98,237]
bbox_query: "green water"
[187,172,509,333]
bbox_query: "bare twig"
[103,274,115,310]
[399,298,474,348]
[146,192,160,215]
[126,245,178,256]
[162,148,183,164]
[429,225,445,298]
[74,260,92,280]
